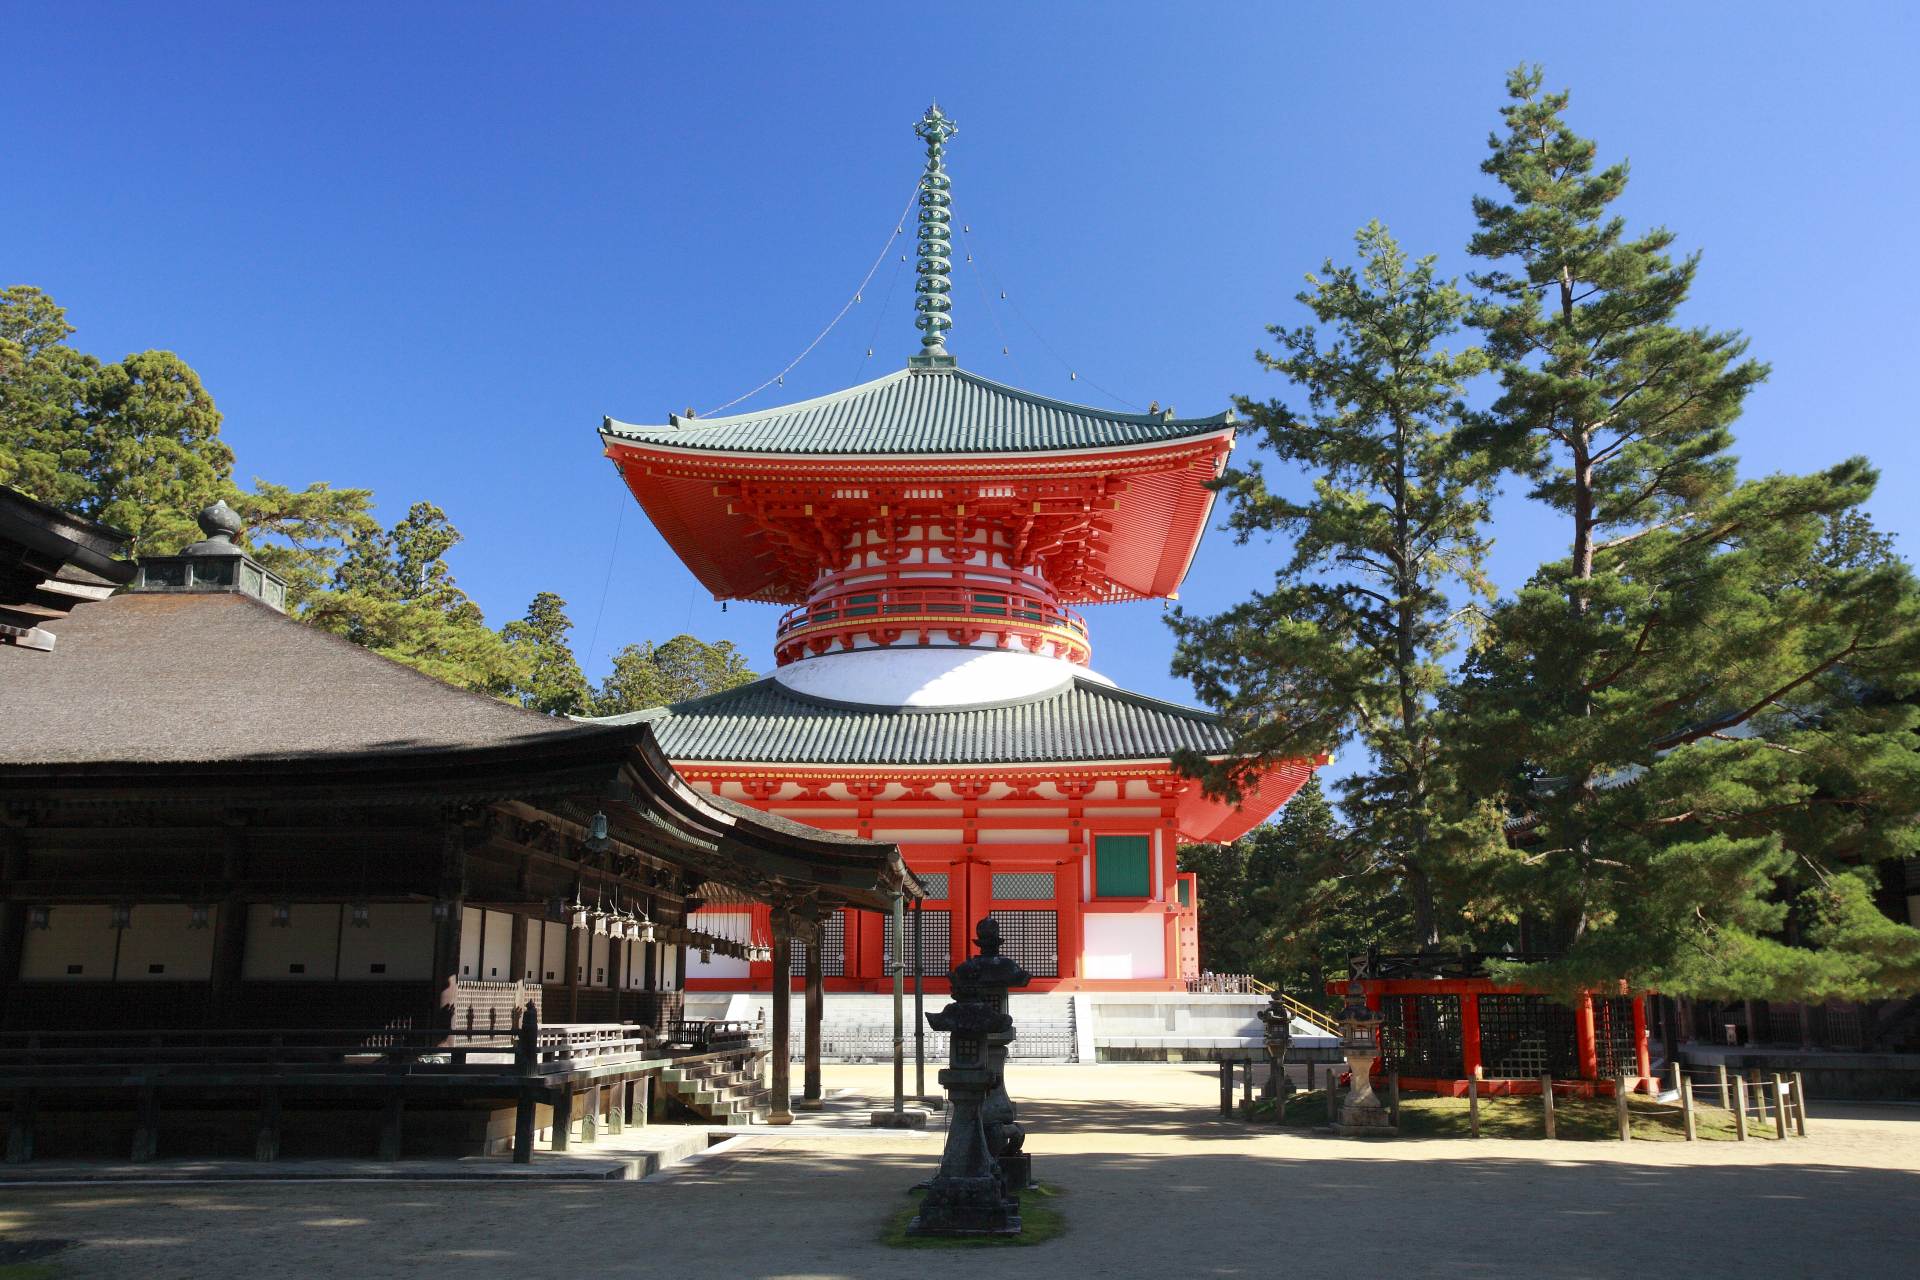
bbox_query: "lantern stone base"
[1332,1095,1397,1137]
[999,1152,1032,1189]
[870,1107,931,1129]
[908,1175,1023,1237]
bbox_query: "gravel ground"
[1,1064,1914,1279]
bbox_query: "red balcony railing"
[775,585,1088,639]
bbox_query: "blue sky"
[6,4,1916,784]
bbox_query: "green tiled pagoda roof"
[601,365,1233,457]
[593,674,1234,766]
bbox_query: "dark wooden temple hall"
[0,489,920,1161]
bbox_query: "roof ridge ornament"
[909,103,958,368]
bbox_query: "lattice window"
[916,872,950,899]
[1380,994,1464,1078]
[1591,995,1640,1078]
[988,909,1058,979]
[882,909,953,978]
[991,872,1055,900]
[789,912,846,977]
[1476,994,1579,1079]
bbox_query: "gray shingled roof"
[0,591,607,765]
[597,674,1233,766]
[602,365,1232,457]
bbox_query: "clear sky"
[6,3,1916,785]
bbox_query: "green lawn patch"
[880,1183,1066,1248]
[1250,1089,1745,1140]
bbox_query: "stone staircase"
[659,1055,768,1125]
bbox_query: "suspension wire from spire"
[854,236,910,379]
[960,237,1027,387]
[960,223,1144,411]
[701,181,922,417]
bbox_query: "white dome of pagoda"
[770,645,1114,708]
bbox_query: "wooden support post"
[1733,1076,1749,1141]
[1305,1058,1315,1089]
[1388,1071,1400,1129]
[1670,1062,1683,1096]
[131,1083,159,1162]
[1772,1075,1789,1140]
[1241,1058,1254,1112]
[550,1088,571,1151]
[513,1002,539,1164]
[1717,1063,1730,1110]
[890,892,905,1118]
[581,1084,599,1143]
[1616,1075,1632,1141]
[255,1085,282,1162]
[913,898,926,1102]
[1793,1072,1809,1136]
[1681,1077,1697,1141]
[1468,1076,1481,1139]
[1219,1060,1232,1118]
[798,924,824,1112]
[379,1093,404,1161]
[769,909,794,1125]
[1541,1074,1556,1139]
[607,1081,624,1135]
[5,1089,34,1163]
[1325,1071,1338,1124]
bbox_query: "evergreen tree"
[80,349,233,555]
[0,286,96,510]
[303,502,524,694]
[231,480,377,611]
[593,634,757,713]
[1451,68,1920,997]
[1179,776,1408,1007]
[500,592,593,715]
[1169,223,1504,945]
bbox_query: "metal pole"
[913,896,926,1100]
[891,891,905,1116]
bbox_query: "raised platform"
[684,991,1338,1064]
[1680,1044,1920,1100]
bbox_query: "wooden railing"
[0,1011,726,1165]
[775,584,1088,642]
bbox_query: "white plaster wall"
[243,904,341,980]
[773,646,1111,706]
[19,905,117,980]
[479,909,513,979]
[459,907,483,978]
[115,904,215,981]
[1083,914,1166,980]
[338,904,434,981]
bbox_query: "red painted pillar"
[1632,994,1652,1084]
[1576,994,1599,1081]
[1052,863,1080,982]
[1460,991,1483,1083]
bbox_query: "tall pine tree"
[1451,68,1920,998]
[1170,223,1504,945]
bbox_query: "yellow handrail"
[1275,991,1339,1037]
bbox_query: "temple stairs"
[659,1059,769,1126]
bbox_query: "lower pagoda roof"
[596,674,1235,767]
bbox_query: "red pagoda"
[599,106,1321,993]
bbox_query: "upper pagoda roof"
[601,364,1233,459]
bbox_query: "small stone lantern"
[1332,975,1395,1137]
[909,918,1029,1237]
[1258,990,1295,1105]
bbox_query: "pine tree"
[1169,223,1504,945]
[303,502,524,694]
[593,634,758,713]
[500,592,593,715]
[0,286,97,510]
[1451,68,1920,997]
[1179,776,1408,1007]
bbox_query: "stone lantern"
[1332,975,1395,1137]
[1258,990,1295,1104]
[909,917,1030,1237]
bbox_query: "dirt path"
[2,1065,1914,1279]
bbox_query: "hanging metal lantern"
[349,901,371,928]
[270,902,292,928]
[187,903,212,930]
[109,904,132,931]
[27,905,50,930]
